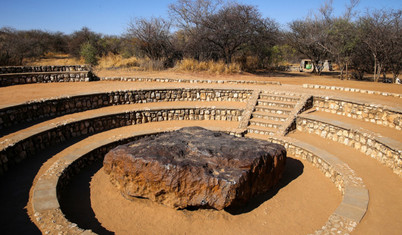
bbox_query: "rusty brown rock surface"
[103,127,286,210]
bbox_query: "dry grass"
[25,53,84,66]
[97,54,166,71]
[174,58,242,74]
[97,53,140,69]
[24,53,242,74]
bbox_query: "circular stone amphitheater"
[0,66,401,235]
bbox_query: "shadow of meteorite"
[59,160,113,235]
[225,157,304,215]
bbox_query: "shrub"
[80,42,98,65]
[174,58,242,74]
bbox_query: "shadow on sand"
[59,160,113,235]
[225,157,304,215]
[58,157,303,234]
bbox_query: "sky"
[1,0,401,35]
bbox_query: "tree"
[325,18,358,79]
[80,41,98,65]
[358,10,402,82]
[68,27,101,58]
[127,17,177,66]
[170,1,278,65]
[169,0,223,60]
[287,19,329,74]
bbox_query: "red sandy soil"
[27,121,341,234]
[8,72,399,234]
[0,80,400,109]
[288,132,402,235]
[305,110,402,142]
[96,69,402,93]
[90,155,340,235]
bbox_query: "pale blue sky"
[1,0,401,35]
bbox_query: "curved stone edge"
[268,136,368,234]
[0,106,243,176]
[297,114,402,178]
[0,88,252,131]
[280,94,313,136]
[312,96,402,130]
[31,125,367,235]
[0,65,90,74]
[31,125,242,235]
[303,84,402,99]
[100,76,281,86]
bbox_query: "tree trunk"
[377,64,382,82]
[346,62,349,80]
[340,65,344,80]
[373,57,377,82]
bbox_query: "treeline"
[0,0,400,80]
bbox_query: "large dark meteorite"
[104,127,286,210]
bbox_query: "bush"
[80,42,98,65]
[174,58,242,74]
[97,53,140,69]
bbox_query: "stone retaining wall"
[0,65,90,74]
[0,71,93,87]
[313,96,402,130]
[296,115,402,177]
[32,125,242,234]
[0,65,93,86]
[303,84,402,99]
[32,130,367,235]
[0,107,243,175]
[269,136,367,234]
[0,88,252,131]
[100,76,281,85]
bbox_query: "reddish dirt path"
[0,72,396,234]
[288,132,402,235]
[90,155,340,235]
[96,69,402,93]
[305,111,402,142]
[27,121,341,234]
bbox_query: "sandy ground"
[288,132,402,235]
[90,156,340,235]
[26,120,340,235]
[0,81,400,109]
[0,71,398,234]
[96,69,402,93]
[0,101,245,148]
[303,110,402,142]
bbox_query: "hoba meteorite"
[103,127,286,210]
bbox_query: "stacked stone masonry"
[100,76,281,85]
[0,65,90,74]
[303,84,402,99]
[269,137,367,234]
[0,89,252,131]
[33,126,242,235]
[32,129,367,235]
[0,107,243,175]
[0,65,93,86]
[313,96,402,130]
[296,115,402,177]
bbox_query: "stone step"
[261,90,302,97]
[259,93,301,102]
[247,125,279,136]
[244,132,269,140]
[251,111,289,122]
[254,106,293,115]
[249,118,283,129]
[257,99,296,109]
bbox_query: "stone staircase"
[246,91,304,137]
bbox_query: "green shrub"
[80,41,98,65]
